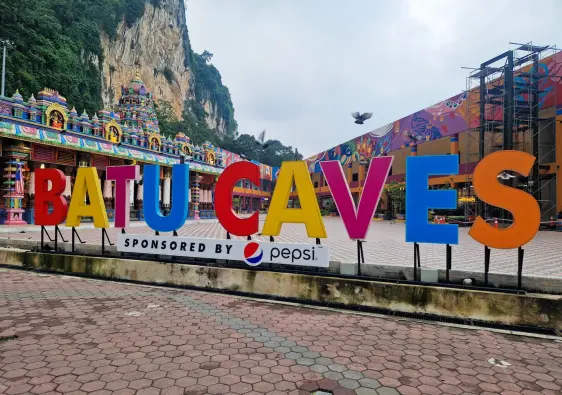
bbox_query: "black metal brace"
[357,240,365,276]
[71,227,86,253]
[484,246,491,286]
[40,226,54,250]
[446,244,452,282]
[517,246,524,289]
[101,228,114,255]
[413,242,421,281]
[54,225,67,251]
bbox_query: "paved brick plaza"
[1,268,561,395]
[0,217,561,278]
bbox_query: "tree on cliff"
[156,101,302,166]
[200,50,213,63]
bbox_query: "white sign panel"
[117,234,330,268]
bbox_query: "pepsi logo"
[243,242,263,266]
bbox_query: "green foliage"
[155,98,301,166]
[189,50,238,136]
[154,100,179,139]
[0,0,148,114]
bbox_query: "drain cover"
[312,392,333,395]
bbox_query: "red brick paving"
[1,268,561,395]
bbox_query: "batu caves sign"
[31,149,541,267]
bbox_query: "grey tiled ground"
[1,216,561,278]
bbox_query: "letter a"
[262,161,326,238]
[66,167,108,228]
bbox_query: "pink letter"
[321,157,393,240]
[106,165,140,228]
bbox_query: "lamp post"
[0,39,14,98]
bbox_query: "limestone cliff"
[99,0,230,135]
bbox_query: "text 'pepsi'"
[117,234,330,268]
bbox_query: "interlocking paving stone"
[3,216,562,278]
[1,269,561,395]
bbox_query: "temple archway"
[45,103,69,130]
[148,133,162,151]
[181,142,192,156]
[206,151,216,166]
[104,120,123,144]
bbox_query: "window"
[352,173,358,182]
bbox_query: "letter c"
[215,162,260,236]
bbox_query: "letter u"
[143,164,189,232]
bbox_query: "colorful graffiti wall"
[306,51,562,174]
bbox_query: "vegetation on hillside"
[156,99,302,167]
[0,0,303,166]
[0,0,152,113]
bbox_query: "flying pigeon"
[255,130,269,149]
[351,112,373,125]
[405,130,425,143]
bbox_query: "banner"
[117,234,330,268]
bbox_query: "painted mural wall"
[306,52,562,174]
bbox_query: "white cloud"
[186,0,562,157]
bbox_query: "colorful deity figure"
[150,136,160,151]
[109,126,119,143]
[50,111,63,129]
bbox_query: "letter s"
[469,151,540,249]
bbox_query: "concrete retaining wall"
[0,248,560,332]
[0,237,560,293]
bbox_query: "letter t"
[106,165,140,228]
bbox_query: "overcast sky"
[186,0,562,158]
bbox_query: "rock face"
[99,0,228,134]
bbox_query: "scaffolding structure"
[463,43,558,223]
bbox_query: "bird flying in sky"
[255,130,269,149]
[351,112,373,125]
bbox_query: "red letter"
[215,162,260,236]
[35,169,68,225]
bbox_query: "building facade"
[0,72,274,225]
[305,46,562,222]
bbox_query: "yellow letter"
[66,167,109,228]
[262,161,326,238]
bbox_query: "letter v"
[321,157,393,240]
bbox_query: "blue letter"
[144,164,189,232]
[405,155,459,244]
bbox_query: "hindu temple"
[0,71,275,225]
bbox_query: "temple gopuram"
[0,72,275,225]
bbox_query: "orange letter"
[469,151,540,249]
